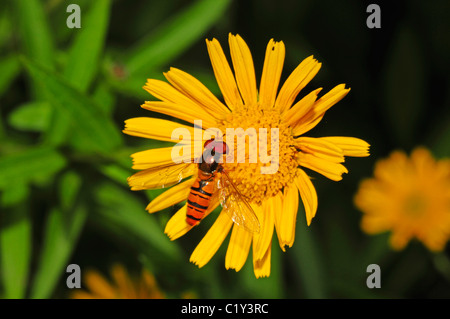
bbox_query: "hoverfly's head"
[204,138,229,156]
[199,138,229,173]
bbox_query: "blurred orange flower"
[355,147,450,251]
[71,264,164,299]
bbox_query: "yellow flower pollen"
[218,104,298,205]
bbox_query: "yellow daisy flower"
[355,147,450,252]
[71,264,164,299]
[123,33,370,278]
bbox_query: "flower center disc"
[218,105,298,205]
[403,193,427,219]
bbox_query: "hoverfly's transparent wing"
[128,163,196,190]
[216,170,260,233]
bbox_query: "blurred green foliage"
[0,0,449,299]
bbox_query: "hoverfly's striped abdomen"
[186,177,215,226]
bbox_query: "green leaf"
[23,58,122,154]
[292,214,327,298]
[31,206,87,299]
[0,146,66,190]
[92,82,116,115]
[239,237,284,298]
[59,170,83,212]
[0,208,32,298]
[383,24,426,146]
[7,101,51,132]
[0,181,29,208]
[0,55,21,98]
[63,0,111,92]
[30,171,86,299]
[0,7,13,49]
[93,182,182,268]
[123,0,231,77]
[13,0,54,68]
[44,0,112,147]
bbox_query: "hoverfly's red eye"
[204,139,228,154]
[214,141,229,154]
[204,139,215,149]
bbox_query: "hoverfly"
[150,138,260,233]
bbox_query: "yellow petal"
[298,152,348,181]
[294,136,345,163]
[229,33,258,106]
[294,169,318,226]
[131,146,198,170]
[83,269,117,299]
[292,84,350,136]
[163,67,229,116]
[146,178,193,213]
[259,39,285,108]
[164,204,194,240]
[190,210,233,268]
[143,79,219,125]
[254,198,275,261]
[319,136,370,157]
[389,231,410,251]
[123,117,204,143]
[275,55,321,113]
[127,163,196,190]
[253,240,271,278]
[373,151,410,185]
[275,185,298,251]
[111,264,135,299]
[360,212,392,234]
[140,270,164,299]
[282,88,322,125]
[225,223,252,272]
[142,101,217,129]
[410,147,435,177]
[71,291,98,299]
[206,38,243,110]
[165,197,220,241]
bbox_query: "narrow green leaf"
[0,208,32,298]
[0,7,13,49]
[30,171,85,299]
[123,0,231,76]
[92,82,116,115]
[42,107,73,147]
[45,0,112,147]
[0,55,21,98]
[59,170,83,212]
[64,0,111,92]
[93,182,182,266]
[0,146,66,190]
[13,0,54,68]
[7,101,51,132]
[240,237,284,298]
[31,205,87,299]
[292,213,327,298]
[23,58,122,154]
